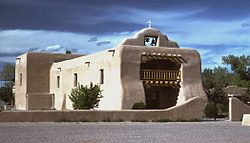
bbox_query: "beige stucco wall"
[15,28,207,114]
[229,97,250,121]
[15,52,82,110]
[0,96,205,122]
[48,28,206,111]
[119,46,206,108]
[15,54,28,110]
[50,49,123,110]
[118,28,206,108]
[26,53,82,94]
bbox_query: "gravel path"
[0,121,250,143]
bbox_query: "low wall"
[242,114,250,126]
[229,97,250,121]
[0,97,206,122]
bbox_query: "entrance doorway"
[140,54,184,109]
[145,86,179,109]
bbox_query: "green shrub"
[204,102,218,121]
[132,101,145,109]
[69,82,103,109]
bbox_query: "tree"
[202,66,232,115]
[0,64,15,104]
[221,54,250,107]
[222,55,250,81]
[213,67,233,88]
[202,68,214,89]
[202,67,233,90]
[69,82,103,109]
[202,55,250,116]
[204,102,218,121]
[0,82,14,103]
[0,64,15,82]
[202,67,233,102]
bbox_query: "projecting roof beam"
[141,52,187,64]
[178,56,187,63]
[171,56,183,64]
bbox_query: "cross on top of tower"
[147,20,152,28]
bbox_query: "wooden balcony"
[140,69,181,81]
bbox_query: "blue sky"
[0,0,250,71]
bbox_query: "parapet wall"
[229,97,250,121]
[0,97,205,122]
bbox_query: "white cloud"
[1,11,250,69]
[46,44,61,51]
[0,29,134,64]
[105,7,250,49]
[101,7,207,27]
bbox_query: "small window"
[100,69,104,84]
[57,76,60,88]
[19,73,22,86]
[74,73,78,87]
[144,36,157,46]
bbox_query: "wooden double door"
[145,87,179,109]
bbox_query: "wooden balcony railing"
[140,69,181,81]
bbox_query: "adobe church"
[15,26,207,111]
